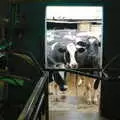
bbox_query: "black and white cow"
[47,42,78,69]
[75,35,101,68]
[47,30,101,102]
[75,34,101,104]
[47,31,78,91]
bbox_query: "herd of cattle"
[46,29,102,104]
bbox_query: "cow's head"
[75,36,101,68]
[51,42,78,69]
[74,36,89,67]
[86,36,101,67]
[87,36,101,57]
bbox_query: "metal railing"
[17,71,49,120]
[47,68,101,79]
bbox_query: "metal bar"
[46,69,101,79]
[45,68,102,72]
[45,78,49,120]
[46,68,120,81]
[17,72,49,120]
[33,93,45,120]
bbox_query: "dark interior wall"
[0,0,9,18]
[18,3,45,68]
[103,2,120,74]
[100,1,120,119]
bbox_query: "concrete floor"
[49,96,98,112]
[49,95,108,120]
[49,111,108,120]
[49,73,107,120]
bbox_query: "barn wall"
[77,22,102,33]
[90,24,102,32]
[11,3,45,68]
[77,22,90,32]
[20,3,45,67]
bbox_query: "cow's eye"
[78,48,85,53]
[58,47,66,53]
[77,41,87,47]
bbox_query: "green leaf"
[0,77,24,86]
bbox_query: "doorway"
[45,6,103,120]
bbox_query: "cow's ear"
[58,47,67,53]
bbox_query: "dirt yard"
[49,73,100,113]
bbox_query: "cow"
[47,31,78,69]
[47,30,78,93]
[47,30,101,104]
[75,34,101,104]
